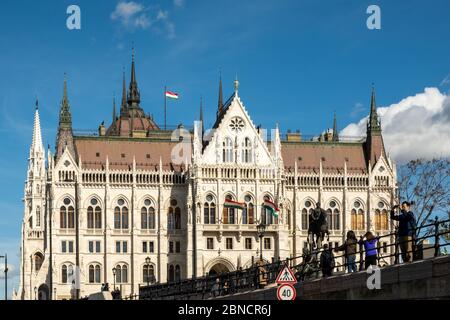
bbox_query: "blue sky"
[0,0,449,298]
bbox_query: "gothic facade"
[16,54,396,300]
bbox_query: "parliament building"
[16,52,396,300]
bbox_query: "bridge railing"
[137,217,449,300]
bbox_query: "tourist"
[391,201,416,262]
[359,231,379,269]
[210,278,220,297]
[334,230,358,273]
[319,243,335,277]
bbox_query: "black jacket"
[391,209,416,237]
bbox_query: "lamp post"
[257,223,266,262]
[145,257,151,286]
[34,286,37,300]
[0,254,7,300]
[112,267,117,291]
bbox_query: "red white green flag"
[263,200,280,217]
[165,91,179,99]
[224,199,245,210]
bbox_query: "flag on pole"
[224,199,245,210]
[263,199,280,217]
[165,91,179,99]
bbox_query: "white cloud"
[111,1,150,30]
[341,87,450,163]
[111,2,176,38]
[174,0,185,8]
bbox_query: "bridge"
[134,217,449,300]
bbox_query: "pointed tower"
[365,86,386,166]
[20,100,47,300]
[56,75,76,161]
[120,69,127,115]
[332,112,339,142]
[127,47,141,108]
[217,73,223,118]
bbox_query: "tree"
[397,158,450,239]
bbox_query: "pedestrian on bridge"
[390,201,416,263]
[320,243,335,277]
[335,230,358,273]
[359,232,379,269]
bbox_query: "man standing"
[391,201,416,262]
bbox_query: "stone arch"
[56,194,75,207]
[111,195,130,207]
[83,195,104,209]
[205,257,236,275]
[138,195,157,208]
[38,284,49,300]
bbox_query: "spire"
[58,74,72,128]
[111,95,117,130]
[234,74,239,93]
[199,96,204,124]
[127,46,141,107]
[332,111,339,142]
[217,73,223,117]
[368,84,381,134]
[30,99,44,157]
[121,69,127,112]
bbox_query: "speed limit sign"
[277,284,297,300]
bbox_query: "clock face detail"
[229,117,245,133]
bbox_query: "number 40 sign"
[277,284,297,301]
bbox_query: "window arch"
[115,264,128,284]
[61,264,73,284]
[326,200,340,231]
[242,194,254,224]
[168,199,181,230]
[60,197,74,229]
[375,202,389,230]
[34,252,44,272]
[222,137,233,163]
[261,195,277,225]
[241,137,252,163]
[301,200,314,230]
[204,194,216,224]
[87,198,102,229]
[141,199,156,230]
[143,264,155,284]
[88,264,101,283]
[223,194,236,224]
[350,200,365,231]
[36,206,41,228]
[114,198,129,229]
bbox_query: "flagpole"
[164,85,167,130]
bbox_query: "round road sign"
[277,284,297,301]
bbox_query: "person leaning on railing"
[358,231,379,269]
[390,201,416,263]
[334,230,358,273]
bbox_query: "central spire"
[59,74,72,128]
[217,73,223,117]
[127,46,141,107]
[367,85,381,134]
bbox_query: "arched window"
[261,195,277,225]
[141,199,156,229]
[168,199,180,230]
[143,264,155,284]
[301,200,313,230]
[34,253,43,272]
[114,199,128,229]
[204,194,216,224]
[375,202,389,230]
[168,265,175,282]
[175,265,181,282]
[60,198,74,229]
[36,206,41,228]
[350,200,365,231]
[115,264,128,283]
[222,137,233,163]
[89,264,101,283]
[87,198,102,229]
[242,195,254,224]
[326,200,340,231]
[241,137,252,163]
[61,264,73,284]
[223,194,236,224]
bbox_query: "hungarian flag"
[263,200,280,217]
[224,199,245,210]
[165,91,179,99]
